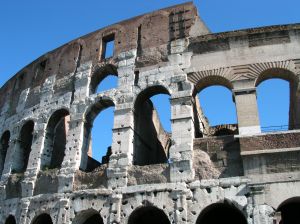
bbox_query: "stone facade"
[0,2,300,224]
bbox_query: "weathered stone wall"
[0,2,300,224]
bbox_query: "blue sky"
[0,0,299,161]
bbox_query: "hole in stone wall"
[196,202,247,224]
[41,109,70,170]
[128,206,170,224]
[133,86,171,166]
[277,197,300,224]
[196,85,237,137]
[81,99,115,172]
[257,78,289,132]
[0,130,10,175]
[5,215,16,224]
[32,213,53,224]
[101,34,115,59]
[13,120,34,173]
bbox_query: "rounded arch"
[13,120,34,173]
[41,108,70,169]
[128,205,170,224]
[255,68,298,87]
[5,215,16,224]
[255,68,299,131]
[90,63,118,94]
[193,75,233,96]
[31,213,53,224]
[134,85,171,109]
[277,197,300,224]
[196,201,247,224]
[81,97,115,171]
[133,85,171,166]
[0,130,10,175]
[72,209,104,224]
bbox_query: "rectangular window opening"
[101,34,115,59]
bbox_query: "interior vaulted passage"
[128,205,170,224]
[41,109,70,169]
[13,120,34,173]
[32,214,53,224]
[0,130,10,175]
[5,215,16,224]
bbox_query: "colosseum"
[0,2,300,224]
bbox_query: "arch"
[81,98,115,171]
[255,68,298,87]
[193,75,233,96]
[196,202,247,224]
[41,109,70,169]
[277,197,300,224]
[90,64,118,94]
[193,76,237,137]
[5,215,16,224]
[72,209,104,224]
[128,205,170,224]
[13,120,34,173]
[0,130,10,175]
[255,68,299,130]
[133,85,171,166]
[32,213,53,224]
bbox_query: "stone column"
[232,80,261,135]
[109,194,122,224]
[107,107,134,189]
[170,95,195,182]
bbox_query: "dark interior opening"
[42,109,70,169]
[277,197,300,224]
[16,121,34,173]
[196,202,247,224]
[5,215,16,224]
[82,214,104,224]
[0,131,10,174]
[32,214,53,224]
[128,206,170,224]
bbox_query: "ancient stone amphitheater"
[0,2,300,224]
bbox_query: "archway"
[128,206,170,224]
[81,98,115,172]
[41,109,70,169]
[90,64,118,94]
[72,209,104,224]
[32,213,53,224]
[256,68,299,131]
[277,197,300,224]
[133,86,171,165]
[196,202,247,224]
[193,76,237,137]
[0,131,10,175]
[5,215,16,224]
[13,120,34,173]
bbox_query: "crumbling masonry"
[0,2,300,224]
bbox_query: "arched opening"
[72,209,104,224]
[128,205,170,224]
[41,109,70,169]
[196,202,247,224]
[277,197,300,224]
[5,215,16,224]
[90,64,118,94]
[13,120,34,173]
[133,86,171,166]
[81,98,115,172]
[256,68,298,132]
[32,213,53,224]
[193,76,237,137]
[0,131,10,175]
